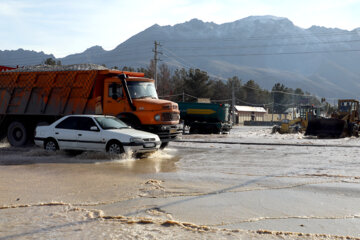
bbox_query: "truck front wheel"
[7,121,28,147]
[160,142,169,149]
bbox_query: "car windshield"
[94,116,129,130]
[127,81,158,99]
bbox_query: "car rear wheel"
[107,141,124,154]
[44,139,58,152]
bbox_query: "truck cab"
[102,73,181,147]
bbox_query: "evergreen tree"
[183,69,212,101]
[170,68,187,102]
[44,58,57,65]
[243,80,261,105]
[158,63,171,97]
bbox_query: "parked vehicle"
[306,99,360,138]
[34,115,161,155]
[272,105,320,134]
[178,102,232,134]
[0,65,181,148]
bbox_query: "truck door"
[104,80,125,115]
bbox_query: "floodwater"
[1,126,360,239]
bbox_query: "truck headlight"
[130,137,144,144]
[154,114,161,121]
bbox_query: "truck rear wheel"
[7,121,28,147]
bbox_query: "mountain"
[1,15,360,98]
[0,49,55,67]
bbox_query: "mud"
[1,126,360,239]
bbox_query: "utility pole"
[272,92,274,122]
[232,82,236,125]
[153,41,162,89]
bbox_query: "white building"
[234,106,267,124]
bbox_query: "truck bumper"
[143,124,182,143]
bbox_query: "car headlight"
[154,114,161,121]
[130,137,144,144]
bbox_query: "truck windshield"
[94,116,129,130]
[127,81,158,99]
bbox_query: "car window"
[94,116,128,130]
[55,117,78,129]
[108,83,123,98]
[77,117,98,131]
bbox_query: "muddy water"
[1,127,360,239]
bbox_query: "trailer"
[178,102,232,134]
[0,65,181,147]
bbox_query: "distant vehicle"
[34,115,161,155]
[272,105,320,134]
[306,99,360,138]
[178,102,232,134]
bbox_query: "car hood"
[106,128,159,140]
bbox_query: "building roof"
[235,105,267,113]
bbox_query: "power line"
[163,49,360,58]
[164,39,360,51]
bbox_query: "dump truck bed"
[0,69,120,116]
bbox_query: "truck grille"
[161,112,180,121]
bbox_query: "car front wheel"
[107,141,124,154]
[44,139,58,152]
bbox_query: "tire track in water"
[175,140,360,148]
[210,214,360,226]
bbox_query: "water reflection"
[0,146,180,174]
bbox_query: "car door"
[54,116,80,149]
[76,117,105,151]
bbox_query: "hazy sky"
[1,0,360,57]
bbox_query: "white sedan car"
[34,115,161,155]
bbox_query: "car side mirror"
[90,126,99,131]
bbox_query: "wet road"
[1,126,360,239]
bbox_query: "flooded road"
[1,126,360,239]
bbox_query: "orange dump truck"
[0,67,181,148]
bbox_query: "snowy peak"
[241,15,290,23]
[173,18,216,32]
[83,45,105,54]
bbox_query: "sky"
[1,0,360,58]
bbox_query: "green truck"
[178,102,232,134]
